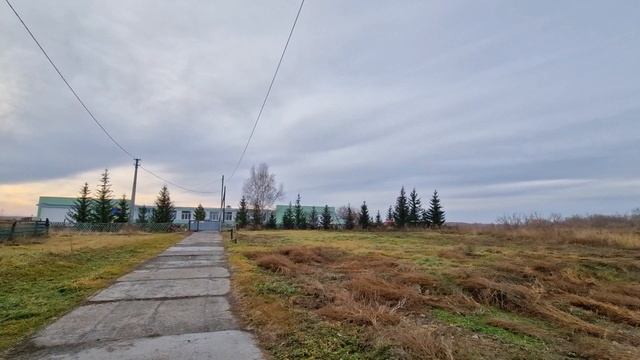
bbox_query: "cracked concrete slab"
[140,259,225,269]
[90,278,230,301]
[26,331,262,360]
[117,267,229,281]
[158,250,226,257]
[33,297,237,347]
[164,246,223,252]
[146,254,216,261]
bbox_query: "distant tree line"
[67,169,176,224]
[235,187,445,231]
[332,186,445,230]
[236,192,334,230]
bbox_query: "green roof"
[38,196,77,207]
[38,196,130,206]
[273,204,342,225]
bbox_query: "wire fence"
[50,222,184,233]
[0,220,191,244]
[0,221,49,242]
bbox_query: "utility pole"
[219,175,224,230]
[223,185,227,229]
[129,158,140,224]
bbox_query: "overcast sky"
[1,0,639,222]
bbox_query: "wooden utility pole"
[129,158,140,224]
[219,175,224,230]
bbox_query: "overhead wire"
[139,166,218,194]
[228,0,305,181]
[5,0,218,194]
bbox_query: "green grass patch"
[255,277,299,297]
[433,309,545,350]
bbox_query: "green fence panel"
[0,221,49,242]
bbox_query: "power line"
[140,166,218,194]
[5,0,218,194]
[229,0,305,181]
[4,0,134,159]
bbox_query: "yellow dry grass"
[225,229,640,359]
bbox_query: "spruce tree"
[92,169,115,223]
[308,206,318,230]
[345,204,355,230]
[153,185,175,223]
[236,196,248,228]
[194,204,206,221]
[266,211,277,229]
[421,209,431,228]
[68,182,92,223]
[359,201,370,229]
[321,205,332,230]
[282,202,295,229]
[115,195,129,223]
[387,206,394,222]
[426,190,445,227]
[375,210,383,227]
[137,205,149,224]
[408,188,422,227]
[294,194,306,229]
[393,186,409,228]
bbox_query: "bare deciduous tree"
[242,163,284,227]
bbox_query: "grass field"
[225,229,640,360]
[0,231,185,355]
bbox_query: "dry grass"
[480,226,640,249]
[255,254,297,274]
[564,294,640,326]
[316,290,403,326]
[377,321,456,360]
[226,229,640,359]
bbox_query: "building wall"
[37,196,237,224]
[39,207,70,222]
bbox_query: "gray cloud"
[1,0,639,222]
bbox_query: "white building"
[36,196,237,225]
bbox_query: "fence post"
[9,221,16,241]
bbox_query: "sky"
[1,0,639,223]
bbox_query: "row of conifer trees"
[387,187,445,228]
[234,187,445,230]
[67,169,176,224]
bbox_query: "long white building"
[36,196,238,225]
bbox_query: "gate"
[188,220,220,232]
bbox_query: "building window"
[181,211,191,220]
[210,212,219,221]
[225,212,233,221]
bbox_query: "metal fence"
[0,221,49,242]
[49,222,183,233]
[188,220,221,232]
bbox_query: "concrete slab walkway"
[15,232,263,360]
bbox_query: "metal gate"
[188,220,220,232]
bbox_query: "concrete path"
[15,232,263,360]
